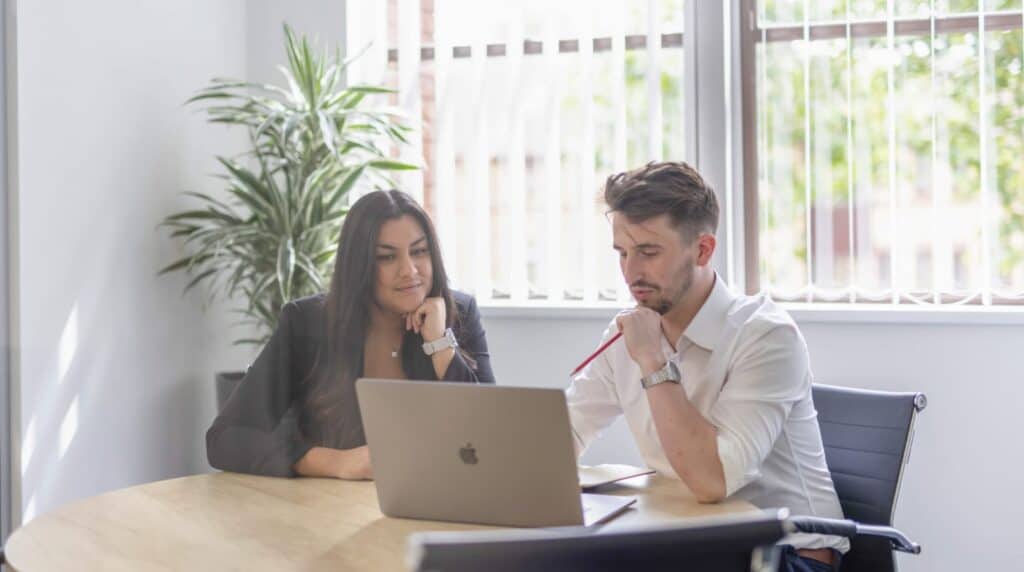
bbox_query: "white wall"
[481,310,1023,572]
[11,0,353,525]
[10,0,350,526]
[245,0,347,87]
[11,0,253,522]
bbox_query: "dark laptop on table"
[356,379,636,527]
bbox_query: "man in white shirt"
[567,161,848,571]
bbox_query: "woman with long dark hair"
[206,190,495,479]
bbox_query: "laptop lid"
[407,510,790,572]
[356,379,590,527]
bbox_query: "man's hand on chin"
[615,307,667,376]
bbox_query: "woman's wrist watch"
[422,328,459,355]
[640,360,681,389]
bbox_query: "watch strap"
[640,360,681,389]
[422,328,458,355]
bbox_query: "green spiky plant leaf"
[160,24,416,346]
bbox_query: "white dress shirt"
[566,275,850,552]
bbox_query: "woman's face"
[373,215,434,316]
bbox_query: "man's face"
[612,213,697,315]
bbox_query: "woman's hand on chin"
[406,297,447,341]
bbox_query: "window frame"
[1,0,14,542]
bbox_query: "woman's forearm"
[293,445,372,480]
[430,346,456,379]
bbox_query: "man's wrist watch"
[640,360,681,389]
[422,328,459,355]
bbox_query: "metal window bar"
[930,0,940,305]
[845,1,856,303]
[802,0,813,302]
[739,0,762,295]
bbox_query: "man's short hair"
[603,161,719,240]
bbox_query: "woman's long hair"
[302,190,456,441]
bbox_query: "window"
[346,0,687,304]
[744,0,1024,305]
[346,0,1024,308]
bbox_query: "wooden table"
[5,472,755,571]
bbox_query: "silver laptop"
[356,379,636,528]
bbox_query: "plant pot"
[215,371,245,412]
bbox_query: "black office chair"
[790,384,926,572]
[409,510,791,572]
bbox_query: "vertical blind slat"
[613,0,630,304]
[345,0,390,201]
[506,5,529,302]
[397,0,424,203]
[433,0,457,276]
[580,3,598,303]
[468,8,492,301]
[647,0,664,161]
[543,12,564,302]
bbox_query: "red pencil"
[570,332,623,376]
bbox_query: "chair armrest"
[788,516,858,538]
[789,517,921,555]
[856,524,922,554]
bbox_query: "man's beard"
[636,259,695,315]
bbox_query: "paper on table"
[578,464,656,490]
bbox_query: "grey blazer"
[205,290,495,477]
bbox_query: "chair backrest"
[409,511,790,572]
[812,384,926,572]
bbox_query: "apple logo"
[459,442,478,465]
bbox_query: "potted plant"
[160,25,416,410]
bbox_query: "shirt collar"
[681,273,737,351]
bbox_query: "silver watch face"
[642,361,680,389]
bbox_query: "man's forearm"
[644,382,726,502]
